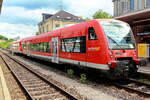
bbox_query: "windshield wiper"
[107,35,125,50]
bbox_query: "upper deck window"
[88,27,97,40]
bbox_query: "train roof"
[21,19,125,42]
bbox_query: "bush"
[80,74,87,83]
[67,69,74,77]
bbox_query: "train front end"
[100,20,143,79]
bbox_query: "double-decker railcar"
[11,19,141,79]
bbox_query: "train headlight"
[109,51,113,58]
[134,59,140,65]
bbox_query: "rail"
[0,50,82,100]
[113,78,150,97]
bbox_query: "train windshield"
[100,21,135,50]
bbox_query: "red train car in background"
[10,19,142,79]
[11,41,22,52]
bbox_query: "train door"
[22,42,27,54]
[27,42,30,56]
[86,27,100,64]
[52,37,59,63]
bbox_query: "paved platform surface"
[0,65,11,100]
[138,66,150,74]
[0,77,4,100]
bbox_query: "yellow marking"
[95,47,100,51]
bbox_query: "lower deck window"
[61,36,86,53]
[30,42,50,53]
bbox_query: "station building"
[113,0,150,61]
[0,0,3,14]
[38,10,85,34]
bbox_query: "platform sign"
[138,44,149,58]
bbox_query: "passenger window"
[88,27,97,40]
[61,36,86,53]
[29,42,50,53]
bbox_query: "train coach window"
[23,43,27,50]
[30,42,50,53]
[44,42,50,52]
[61,36,86,53]
[88,27,97,40]
[39,43,43,52]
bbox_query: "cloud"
[0,0,113,39]
[0,6,57,25]
[3,0,113,17]
[3,0,62,10]
[0,22,37,39]
[64,0,113,18]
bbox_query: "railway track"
[113,78,150,97]
[0,51,82,100]
[1,50,150,99]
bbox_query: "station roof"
[115,8,150,26]
[0,0,3,14]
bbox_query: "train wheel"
[128,62,137,77]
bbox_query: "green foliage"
[36,32,40,35]
[80,74,87,83]
[93,9,113,19]
[0,35,14,49]
[67,69,74,77]
[0,35,8,40]
[0,41,12,49]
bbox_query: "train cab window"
[88,27,97,40]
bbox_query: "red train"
[10,19,142,79]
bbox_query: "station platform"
[0,65,11,100]
[138,66,150,74]
[138,61,150,74]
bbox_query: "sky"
[0,0,113,39]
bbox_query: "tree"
[0,35,14,49]
[36,32,40,35]
[0,39,14,49]
[92,10,113,19]
[0,35,8,40]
